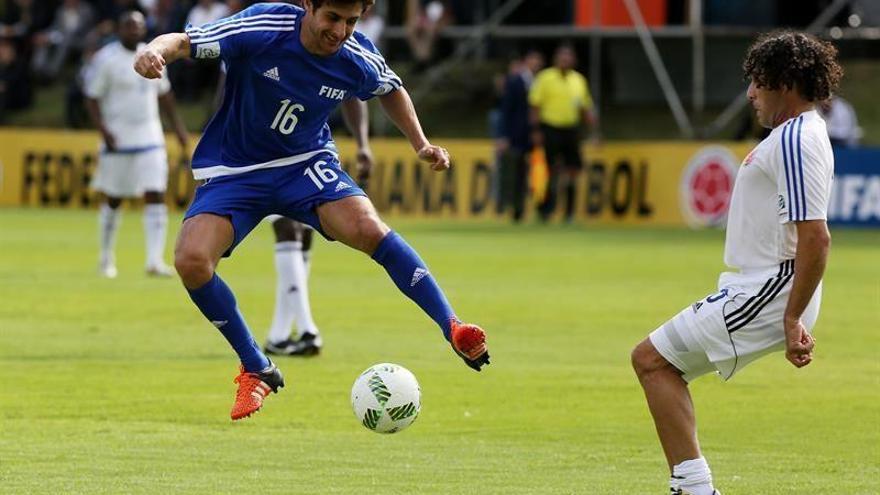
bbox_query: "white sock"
[671,457,715,495]
[267,241,299,343]
[302,249,312,278]
[290,246,320,343]
[143,203,168,268]
[98,203,121,265]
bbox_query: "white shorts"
[650,260,822,382]
[91,147,168,197]
[263,214,314,229]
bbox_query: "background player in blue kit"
[133,0,490,420]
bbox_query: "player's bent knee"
[174,248,215,288]
[631,339,664,377]
[341,214,389,253]
[357,216,390,251]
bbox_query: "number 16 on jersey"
[270,99,305,135]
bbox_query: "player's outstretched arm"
[134,33,191,79]
[783,219,830,368]
[84,97,115,151]
[159,92,189,153]
[341,98,374,182]
[378,88,449,171]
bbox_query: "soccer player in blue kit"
[133,0,490,420]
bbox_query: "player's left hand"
[418,144,450,171]
[784,317,815,368]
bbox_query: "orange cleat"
[230,362,284,420]
[450,320,491,371]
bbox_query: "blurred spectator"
[224,0,245,16]
[93,0,145,22]
[31,0,95,82]
[0,36,32,120]
[529,43,597,223]
[405,0,451,73]
[186,0,229,28]
[0,0,30,38]
[174,0,229,102]
[1,0,57,38]
[64,31,106,128]
[144,0,189,38]
[819,95,862,147]
[357,3,385,46]
[488,57,511,215]
[498,49,544,222]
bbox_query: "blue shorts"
[185,154,366,256]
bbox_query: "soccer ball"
[351,363,421,434]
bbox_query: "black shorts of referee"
[541,124,583,170]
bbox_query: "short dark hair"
[743,31,843,102]
[310,0,375,12]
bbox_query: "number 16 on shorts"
[304,160,339,190]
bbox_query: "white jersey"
[724,109,834,271]
[84,41,171,150]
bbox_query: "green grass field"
[1,209,877,494]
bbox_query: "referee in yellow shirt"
[529,43,597,222]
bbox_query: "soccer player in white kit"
[261,0,376,357]
[85,11,188,278]
[631,31,842,495]
[263,97,374,357]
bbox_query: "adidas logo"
[263,66,280,81]
[410,267,428,286]
[334,181,351,192]
[211,320,228,328]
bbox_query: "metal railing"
[381,0,875,139]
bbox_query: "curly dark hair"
[742,31,843,102]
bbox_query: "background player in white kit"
[263,97,373,356]
[259,0,375,359]
[630,31,842,495]
[85,11,188,278]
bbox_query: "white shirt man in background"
[631,31,841,495]
[819,95,862,147]
[186,0,230,28]
[85,11,188,278]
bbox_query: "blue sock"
[371,231,457,340]
[187,274,270,372]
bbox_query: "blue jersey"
[185,3,401,180]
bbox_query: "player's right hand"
[784,318,815,368]
[101,129,117,151]
[134,47,166,79]
[417,144,450,171]
[355,146,374,183]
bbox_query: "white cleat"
[146,263,175,278]
[98,262,118,279]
